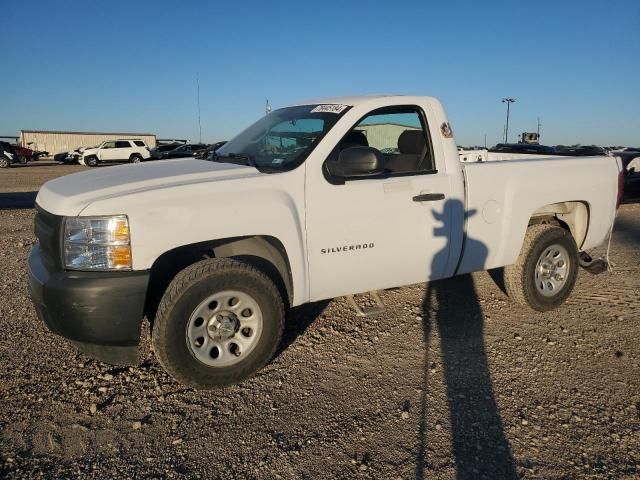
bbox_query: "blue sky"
[2,0,638,147]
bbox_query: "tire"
[17,156,28,165]
[0,156,9,168]
[152,258,285,389]
[85,156,98,167]
[129,154,143,164]
[504,224,578,311]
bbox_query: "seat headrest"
[340,130,369,149]
[398,130,426,154]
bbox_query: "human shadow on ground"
[416,199,518,479]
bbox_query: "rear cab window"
[115,141,132,148]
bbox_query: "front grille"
[34,204,63,271]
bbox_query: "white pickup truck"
[28,95,623,389]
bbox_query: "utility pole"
[501,98,515,143]
[196,73,202,143]
[484,134,487,149]
[537,117,542,141]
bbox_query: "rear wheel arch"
[529,201,590,249]
[145,236,293,322]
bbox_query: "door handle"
[412,193,445,202]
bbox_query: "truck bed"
[459,149,564,163]
[456,155,620,275]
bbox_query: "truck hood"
[36,159,258,216]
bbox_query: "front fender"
[80,167,309,305]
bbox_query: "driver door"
[305,105,453,301]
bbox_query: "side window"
[337,106,434,176]
[116,141,131,148]
[102,141,116,149]
[133,140,145,147]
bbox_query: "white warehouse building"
[19,130,157,156]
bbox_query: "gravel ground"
[0,164,638,479]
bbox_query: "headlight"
[63,215,132,271]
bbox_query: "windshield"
[214,104,349,172]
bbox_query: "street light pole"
[502,98,515,143]
[196,73,202,144]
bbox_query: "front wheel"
[17,156,28,165]
[85,156,98,167]
[504,224,578,311]
[152,258,284,389]
[0,156,10,168]
[129,154,143,164]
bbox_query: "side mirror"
[327,146,385,178]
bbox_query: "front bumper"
[28,244,150,365]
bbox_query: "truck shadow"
[277,300,331,356]
[416,199,517,479]
[0,191,38,209]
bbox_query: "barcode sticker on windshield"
[310,104,349,114]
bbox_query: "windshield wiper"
[213,152,255,168]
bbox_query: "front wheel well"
[144,236,293,322]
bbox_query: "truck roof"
[288,95,436,107]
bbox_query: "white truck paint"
[38,95,619,305]
[30,95,622,387]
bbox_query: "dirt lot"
[0,163,638,479]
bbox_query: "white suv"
[81,139,151,167]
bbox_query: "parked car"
[80,139,151,167]
[28,95,622,388]
[553,145,607,156]
[159,144,193,159]
[199,141,227,159]
[13,144,49,162]
[189,144,209,156]
[0,141,22,168]
[53,151,71,163]
[489,143,556,155]
[55,146,94,164]
[150,143,182,159]
[0,142,48,165]
[616,148,640,196]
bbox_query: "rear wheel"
[129,154,143,164]
[85,156,98,167]
[152,258,284,389]
[504,224,578,311]
[17,156,28,165]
